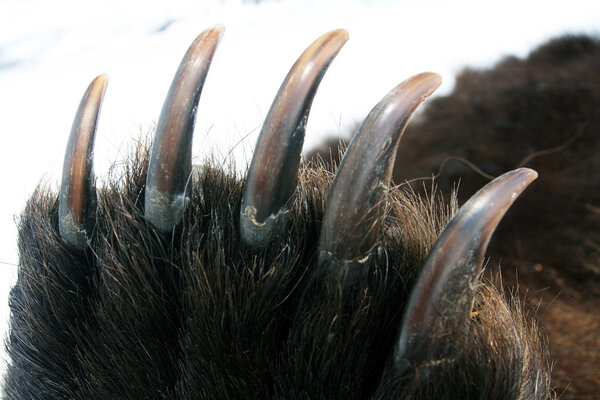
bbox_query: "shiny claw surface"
[395,168,538,362]
[318,73,442,277]
[240,29,348,247]
[58,73,108,250]
[145,25,224,232]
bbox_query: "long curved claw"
[394,168,538,363]
[318,73,441,278]
[145,25,224,232]
[240,29,349,247]
[58,74,109,250]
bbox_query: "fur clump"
[308,34,600,398]
[5,141,552,399]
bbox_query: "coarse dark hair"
[4,26,553,399]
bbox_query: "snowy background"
[0,0,598,378]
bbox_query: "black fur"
[5,145,553,399]
[4,39,554,399]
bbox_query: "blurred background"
[0,0,598,388]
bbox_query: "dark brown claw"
[58,74,109,250]
[240,29,349,247]
[318,73,442,277]
[394,168,538,363]
[145,25,224,232]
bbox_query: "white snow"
[0,0,598,380]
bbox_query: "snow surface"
[0,0,598,380]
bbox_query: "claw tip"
[330,28,349,42]
[519,167,539,182]
[207,24,226,44]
